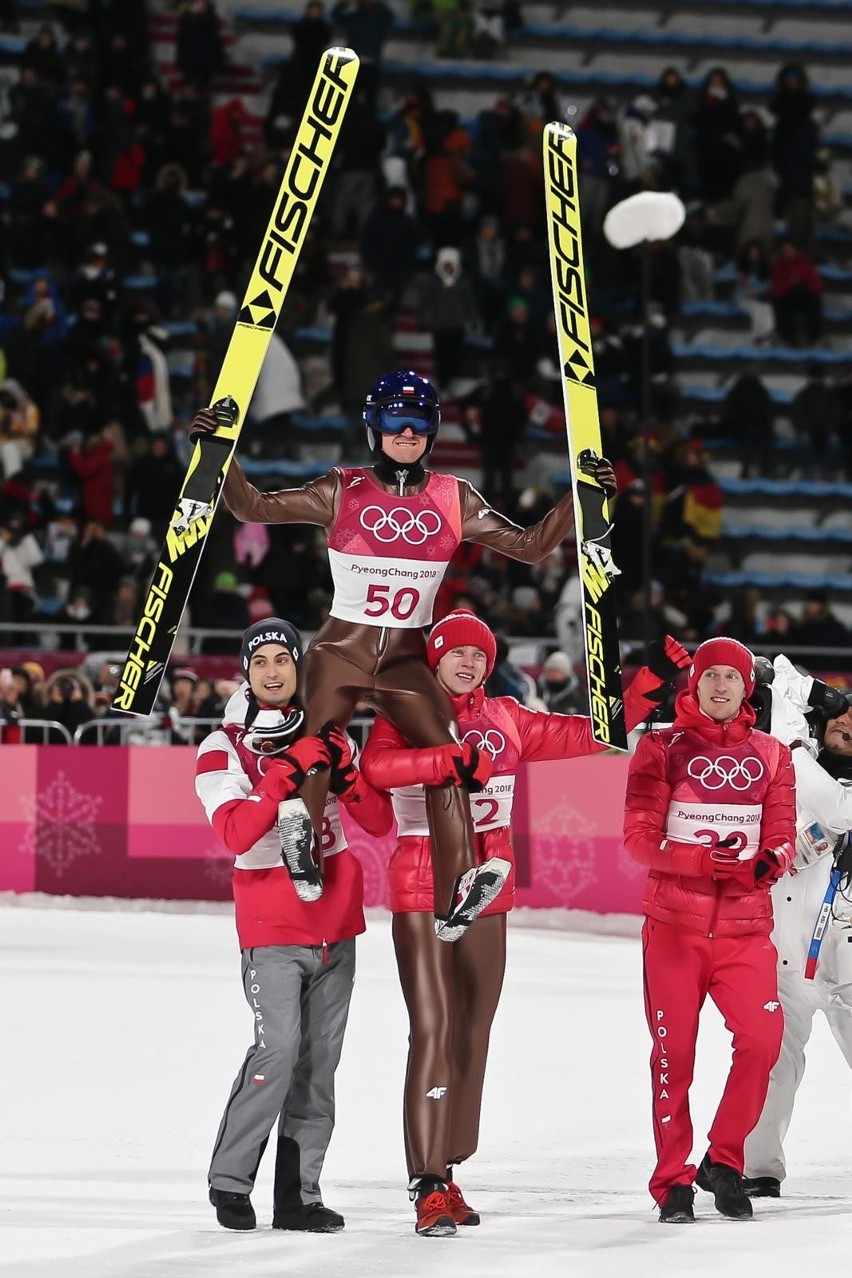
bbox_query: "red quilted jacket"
[623,692,796,938]
[361,664,668,913]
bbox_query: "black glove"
[753,655,775,687]
[753,843,793,887]
[318,720,357,796]
[808,678,849,720]
[188,396,239,444]
[646,635,691,683]
[448,741,492,793]
[577,448,617,500]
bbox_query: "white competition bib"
[234,793,346,869]
[327,548,443,628]
[470,775,515,832]
[392,775,516,836]
[665,800,762,859]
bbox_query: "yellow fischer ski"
[113,48,359,715]
[543,121,627,750]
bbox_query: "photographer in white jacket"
[743,655,852,1197]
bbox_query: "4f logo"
[426,1086,448,1100]
[763,1001,780,1012]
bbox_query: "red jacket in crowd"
[623,692,796,937]
[770,248,823,299]
[69,435,115,526]
[360,665,669,914]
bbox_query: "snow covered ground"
[2,902,851,1277]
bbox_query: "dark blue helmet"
[363,370,441,455]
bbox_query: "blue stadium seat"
[672,343,849,365]
[291,412,348,434]
[721,525,852,543]
[242,457,328,480]
[160,320,198,340]
[719,478,852,498]
[257,52,852,104]
[705,570,852,590]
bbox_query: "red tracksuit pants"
[641,917,783,1205]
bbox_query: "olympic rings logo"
[463,728,506,759]
[359,505,442,545]
[687,755,764,791]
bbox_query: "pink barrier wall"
[0,747,644,914]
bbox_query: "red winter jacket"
[623,692,796,938]
[361,663,668,913]
[196,691,393,948]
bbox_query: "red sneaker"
[415,1190,457,1236]
[446,1180,480,1226]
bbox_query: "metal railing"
[14,719,73,744]
[3,715,377,748]
[1,620,851,668]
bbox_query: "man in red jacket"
[195,617,392,1234]
[624,636,796,1224]
[360,611,689,1236]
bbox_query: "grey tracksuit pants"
[208,939,356,1200]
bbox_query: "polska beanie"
[240,617,303,679]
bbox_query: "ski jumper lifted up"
[190,369,616,939]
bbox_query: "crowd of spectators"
[0,0,851,737]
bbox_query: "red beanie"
[688,636,755,696]
[427,610,497,678]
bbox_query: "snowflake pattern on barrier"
[347,830,390,908]
[531,795,598,904]
[615,839,647,883]
[203,846,235,890]
[20,771,103,878]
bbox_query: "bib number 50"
[364,583,421,620]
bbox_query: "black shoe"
[742,1175,781,1199]
[273,1202,345,1232]
[659,1184,695,1223]
[209,1186,256,1231]
[696,1155,753,1220]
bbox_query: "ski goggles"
[377,403,437,435]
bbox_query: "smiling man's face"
[437,646,488,697]
[248,645,297,706]
[696,665,746,722]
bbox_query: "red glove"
[753,842,794,888]
[258,736,330,802]
[693,834,750,885]
[710,854,756,891]
[318,720,357,796]
[438,741,493,792]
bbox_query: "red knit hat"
[427,611,497,678]
[688,636,755,695]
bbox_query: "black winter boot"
[742,1175,781,1199]
[696,1154,753,1219]
[273,1202,345,1232]
[658,1184,695,1223]
[209,1186,256,1230]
